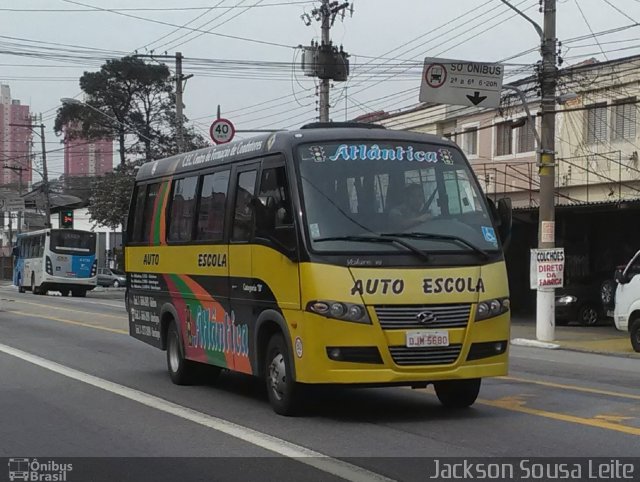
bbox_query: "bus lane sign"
[419,57,504,108]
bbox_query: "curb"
[511,338,560,349]
[511,337,639,359]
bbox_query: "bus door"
[228,162,260,373]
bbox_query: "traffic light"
[61,209,74,229]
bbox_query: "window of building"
[196,170,230,241]
[495,122,512,156]
[517,116,536,153]
[462,127,478,156]
[585,102,607,144]
[168,176,199,242]
[612,98,636,141]
[232,170,257,241]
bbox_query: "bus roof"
[136,125,458,182]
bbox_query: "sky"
[2,0,640,180]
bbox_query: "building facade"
[63,130,113,177]
[373,56,640,313]
[0,84,32,187]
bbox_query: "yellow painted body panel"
[127,241,510,384]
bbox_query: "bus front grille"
[374,304,471,330]
[389,345,462,366]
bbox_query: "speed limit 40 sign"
[210,118,235,144]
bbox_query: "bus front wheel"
[71,289,86,298]
[265,333,302,416]
[434,378,481,409]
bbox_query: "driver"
[389,183,431,229]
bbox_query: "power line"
[60,0,294,49]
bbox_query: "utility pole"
[132,52,192,152]
[536,0,558,342]
[500,0,558,342]
[39,123,52,228]
[319,1,331,122]
[9,122,52,228]
[301,1,351,123]
[176,52,185,152]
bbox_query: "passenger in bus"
[389,183,431,229]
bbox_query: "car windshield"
[297,140,498,254]
[49,230,96,255]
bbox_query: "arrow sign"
[419,58,504,108]
[466,91,488,106]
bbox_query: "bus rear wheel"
[166,320,201,385]
[71,289,86,298]
[434,378,481,409]
[31,275,42,295]
[17,275,25,293]
[265,333,302,416]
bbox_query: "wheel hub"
[268,353,286,401]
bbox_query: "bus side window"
[168,176,198,242]
[232,170,257,241]
[141,184,160,243]
[196,170,230,241]
[130,185,147,242]
[255,166,295,249]
[39,235,45,257]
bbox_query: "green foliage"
[87,165,136,231]
[54,56,208,165]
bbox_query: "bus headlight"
[475,297,510,321]
[307,300,371,324]
[91,260,97,277]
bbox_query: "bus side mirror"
[12,246,19,257]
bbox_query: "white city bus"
[13,228,98,297]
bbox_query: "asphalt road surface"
[1,286,638,482]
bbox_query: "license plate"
[406,330,449,348]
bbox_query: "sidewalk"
[511,317,638,358]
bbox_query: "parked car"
[555,279,606,326]
[613,249,640,352]
[97,268,126,287]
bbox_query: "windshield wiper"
[380,232,490,260]
[313,235,429,262]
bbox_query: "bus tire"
[17,275,25,293]
[265,333,302,416]
[31,274,41,295]
[434,378,481,409]
[61,290,71,297]
[630,319,640,353]
[166,320,199,385]
[72,289,86,298]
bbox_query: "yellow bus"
[125,123,512,415]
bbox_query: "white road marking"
[0,343,393,482]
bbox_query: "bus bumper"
[40,275,97,291]
[289,310,510,385]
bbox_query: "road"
[1,286,639,481]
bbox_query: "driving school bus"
[125,123,512,415]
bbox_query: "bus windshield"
[49,229,96,255]
[297,141,498,254]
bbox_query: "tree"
[87,164,136,231]
[54,56,207,166]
